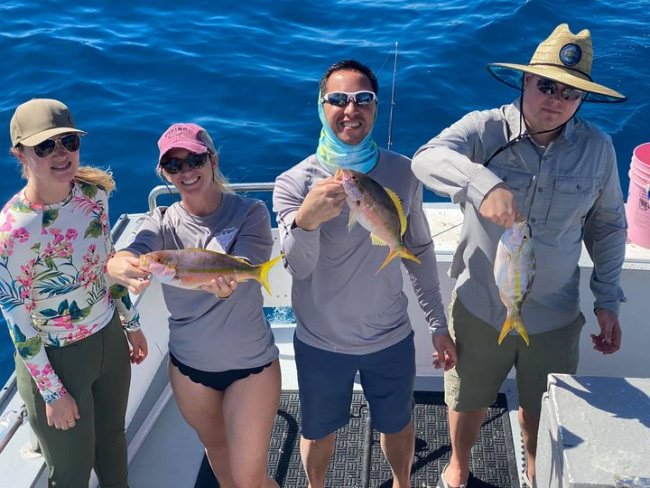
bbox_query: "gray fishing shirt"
[273,148,448,355]
[123,193,279,371]
[412,101,627,335]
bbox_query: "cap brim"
[487,63,627,103]
[19,127,86,147]
[158,140,209,164]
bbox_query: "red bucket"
[626,142,650,248]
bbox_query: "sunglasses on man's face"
[159,152,208,175]
[32,134,81,158]
[535,77,585,102]
[320,90,377,107]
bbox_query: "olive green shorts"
[444,296,584,417]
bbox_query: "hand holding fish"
[432,333,458,371]
[107,251,152,294]
[591,308,622,354]
[294,177,346,230]
[139,249,282,295]
[480,184,517,228]
[199,276,239,299]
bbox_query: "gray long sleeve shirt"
[273,149,448,355]
[123,193,279,371]
[412,101,627,335]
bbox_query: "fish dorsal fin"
[371,234,387,246]
[186,247,250,266]
[187,247,212,253]
[222,254,251,266]
[384,187,407,236]
[347,210,358,231]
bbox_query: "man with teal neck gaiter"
[315,82,379,174]
[273,59,456,488]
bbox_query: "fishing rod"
[387,41,398,151]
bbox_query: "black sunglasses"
[160,152,209,175]
[33,134,81,158]
[535,77,585,102]
[320,90,377,107]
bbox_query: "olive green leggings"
[15,312,131,488]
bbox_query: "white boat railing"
[0,406,26,454]
[147,182,275,213]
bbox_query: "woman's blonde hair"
[74,166,116,194]
[11,146,116,194]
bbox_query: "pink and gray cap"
[157,123,217,164]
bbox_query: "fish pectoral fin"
[347,211,358,231]
[384,186,407,237]
[370,234,387,246]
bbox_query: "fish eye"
[156,257,162,263]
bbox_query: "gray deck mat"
[194,391,518,487]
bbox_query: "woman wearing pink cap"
[107,123,281,488]
[0,98,148,487]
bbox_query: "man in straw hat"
[412,24,627,488]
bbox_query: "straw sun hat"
[488,23,626,103]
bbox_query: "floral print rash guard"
[0,181,140,404]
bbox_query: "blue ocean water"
[0,0,648,384]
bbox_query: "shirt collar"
[504,99,578,145]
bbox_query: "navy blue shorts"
[170,353,272,392]
[294,332,415,440]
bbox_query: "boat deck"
[135,391,519,488]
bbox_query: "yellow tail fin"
[498,313,530,346]
[255,254,284,295]
[377,247,422,273]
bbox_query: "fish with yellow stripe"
[336,168,421,273]
[140,248,283,295]
[493,219,535,345]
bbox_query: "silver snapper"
[493,220,535,345]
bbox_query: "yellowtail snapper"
[336,168,421,273]
[140,249,282,295]
[493,220,535,345]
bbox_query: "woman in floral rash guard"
[0,98,147,488]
